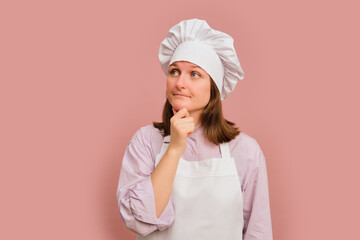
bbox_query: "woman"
[116,18,273,240]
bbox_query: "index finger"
[173,107,190,119]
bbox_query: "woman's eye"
[169,69,200,78]
[170,69,178,75]
[192,72,200,78]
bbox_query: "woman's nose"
[175,73,187,87]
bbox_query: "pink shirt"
[116,123,273,239]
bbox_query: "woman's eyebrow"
[169,63,201,69]
[190,65,201,69]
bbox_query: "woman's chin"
[171,102,190,111]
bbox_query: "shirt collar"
[192,123,203,135]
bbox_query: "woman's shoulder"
[130,123,164,149]
[132,123,163,140]
[127,124,164,162]
[229,131,260,149]
[228,130,264,164]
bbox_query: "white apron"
[137,135,244,240]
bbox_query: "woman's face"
[166,61,211,113]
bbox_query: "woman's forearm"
[151,148,182,218]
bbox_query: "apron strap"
[155,135,170,167]
[219,142,231,159]
[163,134,170,143]
[160,135,170,155]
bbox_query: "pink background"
[1,0,359,239]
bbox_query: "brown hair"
[152,77,241,145]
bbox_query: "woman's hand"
[168,107,195,155]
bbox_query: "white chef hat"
[158,18,245,100]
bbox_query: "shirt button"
[191,149,195,154]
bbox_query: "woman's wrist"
[165,147,182,159]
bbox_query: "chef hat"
[158,18,245,100]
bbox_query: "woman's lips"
[174,94,189,98]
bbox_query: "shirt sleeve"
[116,128,175,237]
[243,142,273,240]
